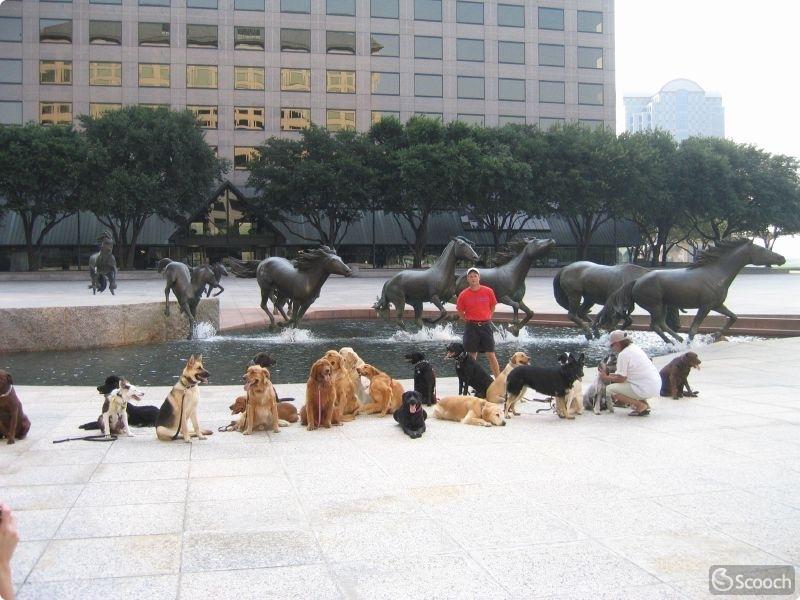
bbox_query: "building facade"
[624,78,723,143]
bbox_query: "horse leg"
[687,307,711,340]
[108,272,116,295]
[514,299,535,333]
[411,301,425,326]
[260,286,277,329]
[164,285,171,316]
[212,284,224,297]
[650,305,683,344]
[292,302,312,327]
[567,296,593,340]
[712,304,737,339]
[392,294,407,329]
[423,295,446,325]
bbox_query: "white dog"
[102,379,145,438]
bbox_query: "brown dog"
[433,395,506,427]
[301,359,338,430]
[0,370,30,444]
[323,350,360,422]
[485,351,530,404]
[356,364,403,416]
[229,396,298,425]
[241,365,279,434]
[659,352,702,399]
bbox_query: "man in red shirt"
[456,267,500,377]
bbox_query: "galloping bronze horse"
[158,259,219,337]
[88,233,118,295]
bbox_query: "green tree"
[81,106,225,269]
[0,123,88,270]
[742,153,800,249]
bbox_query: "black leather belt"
[467,321,489,326]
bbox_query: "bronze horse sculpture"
[88,233,118,295]
[455,238,555,336]
[609,239,785,343]
[203,262,229,297]
[373,236,479,328]
[157,259,220,337]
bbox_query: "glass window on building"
[138,63,170,87]
[456,1,483,24]
[40,101,72,125]
[187,24,218,48]
[89,20,122,45]
[539,116,565,130]
[498,40,524,64]
[140,0,170,5]
[371,110,400,124]
[578,82,603,105]
[327,109,356,131]
[370,33,399,56]
[415,36,442,59]
[89,103,121,118]
[39,60,72,85]
[40,19,72,44]
[327,31,356,54]
[457,76,484,99]
[457,38,484,62]
[499,78,525,101]
[90,62,122,86]
[140,103,169,109]
[234,106,265,130]
[371,72,400,95]
[538,7,564,30]
[0,17,22,42]
[0,59,22,84]
[281,68,311,91]
[457,114,484,125]
[187,65,218,88]
[281,108,311,131]
[498,114,525,125]
[234,147,259,170]
[139,22,170,46]
[186,0,217,8]
[234,66,265,90]
[497,4,524,27]
[539,80,565,103]
[577,10,603,33]
[327,0,355,16]
[326,70,356,93]
[235,0,264,10]
[579,119,604,129]
[539,44,564,67]
[371,0,398,19]
[188,105,218,128]
[0,101,23,125]
[281,29,311,52]
[415,112,442,120]
[415,0,442,22]
[234,26,264,50]
[578,46,603,69]
[414,73,442,97]
[90,0,121,6]
[282,0,309,13]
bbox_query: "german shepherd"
[156,355,210,442]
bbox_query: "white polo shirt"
[615,344,661,399]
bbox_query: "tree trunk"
[411,213,429,268]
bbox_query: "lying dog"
[0,369,30,444]
[101,379,145,438]
[156,355,210,442]
[505,353,585,419]
[394,390,427,439]
[80,375,160,432]
[405,351,437,406]
[241,365,279,435]
[301,358,338,430]
[340,347,370,405]
[583,353,617,414]
[229,396,297,426]
[356,364,403,416]
[445,342,493,398]
[434,395,505,427]
[485,351,530,404]
[660,351,701,399]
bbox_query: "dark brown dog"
[659,352,701,399]
[0,370,31,444]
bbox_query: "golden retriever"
[301,359,338,430]
[241,365,279,434]
[485,351,530,404]
[356,364,403,416]
[323,350,360,421]
[340,346,369,404]
[434,395,506,427]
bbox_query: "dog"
[583,353,617,414]
[433,395,506,427]
[660,352,701,399]
[445,342,494,398]
[356,364,403,416]
[301,358,338,430]
[80,374,161,432]
[323,350,360,421]
[156,355,210,442]
[485,351,530,404]
[405,352,437,406]
[558,354,583,418]
[393,390,427,438]
[0,370,30,444]
[249,352,295,403]
[241,365,280,435]
[504,353,585,419]
[340,347,370,405]
[100,379,145,438]
[229,396,298,426]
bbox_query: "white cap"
[466,267,480,276]
[608,330,628,345]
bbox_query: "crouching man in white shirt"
[599,330,661,417]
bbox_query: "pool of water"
[1,320,757,386]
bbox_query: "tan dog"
[557,379,583,419]
[229,396,297,426]
[340,346,369,404]
[434,395,506,427]
[241,365,279,434]
[356,364,403,416]
[156,355,209,442]
[323,350,360,421]
[301,358,338,430]
[485,352,530,404]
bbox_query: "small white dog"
[102,379,145,438]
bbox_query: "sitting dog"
[394,390,427,439]
[340,347,370,405]
[101,379,145,439]
[485,351,530,404]
[660,351,701,399]
[301,358,338,430]
[405,352,437,406]
[229,396,297,426]
[583,353,618,414]
[445,342,493,398]
[505,353,585,419]
[434,395,505,427]
[250,352,295,403]
[156,355,210,442]
[80,375,160,432]
[356,364,403,416]
[558,353,583,419]
[0,369,31,444]
[241,365,279,435]
[323,350,360,421]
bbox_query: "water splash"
[192,321,217,339]
[390,322,462,343]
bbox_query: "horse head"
[747,241,786,267]
[452,236,479,263]
[320,247,352,277]
[523,238,556,259]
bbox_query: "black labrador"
[504,352,585,418]
[393,390,427,439]
[405,351,437,406]
[79,375,159,431]
[445,342,493,398]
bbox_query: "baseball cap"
[608,330,628,345]
[466,267,480,276]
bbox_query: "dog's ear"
[578,353,585,365]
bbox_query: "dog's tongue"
[410,404,418,413]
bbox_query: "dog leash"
[53,434,118,443]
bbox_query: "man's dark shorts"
[463,321,495,353]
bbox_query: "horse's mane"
[493,238,530,266]
[688,238,751,269]
[293,246,337,271]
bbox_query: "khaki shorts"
[605,381,649,402]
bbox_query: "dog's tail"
[552,269,570,311]
[157,257,172,273]
[78,420,101,430]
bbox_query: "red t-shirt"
[456,285,497,321]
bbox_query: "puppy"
[324,350,360,421]
[340,347,369,405]
[156,355,210,442]
[301,358,338,430]
[583,354,617,414]
[445,342,493,398]
[101,379,144,438]
[505,353,585,419]
[356,364,403,416]
[0,370,31,444]
[242,365,279,435]
[434,395,506,427]
[405,351,437,406]
[485,351,530,404]
[394,390,427,439]
[229,396,297,426]
[660,352,701,399]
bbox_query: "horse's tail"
[157,258,172,273]
[372,282,390,315]
[227,257,260,278]
[97,274,108,293]
[552,269,570,311]
[665,305,682,333]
